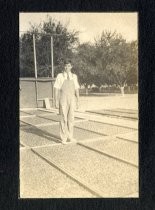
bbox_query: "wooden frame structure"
[32,33,61,107]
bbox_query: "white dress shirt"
[54,72,80,90]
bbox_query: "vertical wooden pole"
[33,34,39,108]
[51,36,54,107]
[51,36,54,78]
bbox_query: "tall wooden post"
[51,36,54,78]
[33,34,39,108]
[51,36,54,106]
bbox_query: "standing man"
[54,60,80,144]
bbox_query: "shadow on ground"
[21,120,60,143]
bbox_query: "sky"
[19,12,138,44]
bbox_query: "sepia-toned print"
[19,12,138,198]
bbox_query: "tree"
[72,43,97,94]
[20,34,35,77]
[95,31,138,95]
[20,17,79,77]
[126,41,138,86]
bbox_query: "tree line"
[20,17,138,95]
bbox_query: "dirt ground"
[78,94,138,111]
[20,94,138,198]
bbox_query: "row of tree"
[20,17,138,95]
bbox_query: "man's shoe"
[68,138,77,143]
[62,141,68,145]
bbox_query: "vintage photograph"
[19,12,138,198]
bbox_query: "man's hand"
[75,89,79,110]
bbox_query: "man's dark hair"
[64,59,72,65]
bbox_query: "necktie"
[67,73,70,80]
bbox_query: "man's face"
[64,63,72,73]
